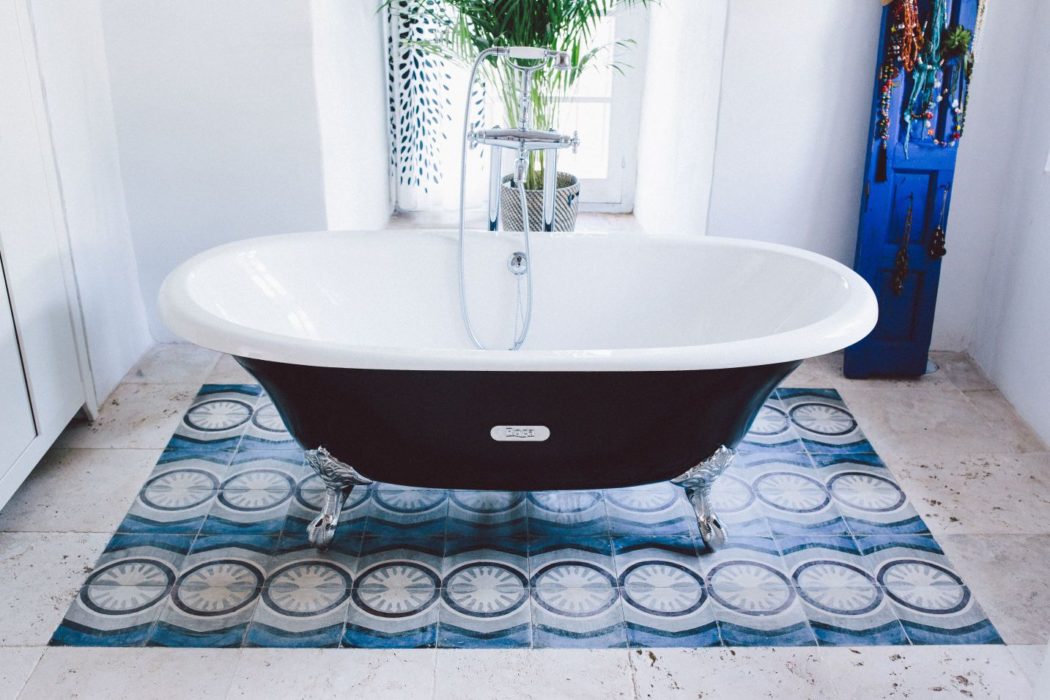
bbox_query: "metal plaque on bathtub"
[490,425,550,442]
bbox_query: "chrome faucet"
[467,47,580,232]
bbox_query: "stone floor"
[0,345,1048,698]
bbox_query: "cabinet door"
[0,256,36,472]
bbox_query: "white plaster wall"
[706,0,881,265]
[100,0,329,339]
[30,0,152,404]
[311,0,391,230]
[633,0,727,236]
[970,0,1050,444]
[931,0,1035,350]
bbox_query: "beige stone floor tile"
[230,648,436,699]
[123,343,219,385]
[1008,644,1047,690]
[56,383,198,450]
[836,384,1015,460]
[888,452,1050,535]
[931,351,997,392]
[19,648,239,699]
[964,389,1047,453]
[205,354,256,385]
[0,532,107,645]
[628,647,847,698]
[0,448,160,533]
[820,351,955,390]
[0,647,43,697]
[826,646,1030,699]
[939,534,1050,645]
[435,649,634,700]
[780,356,840,389]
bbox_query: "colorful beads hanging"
[875,0,921,182]
[934,25,974,145]
[902,0,949,156]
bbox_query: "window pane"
[566,17,616,99]
[556,101,610,179]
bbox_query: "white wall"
[634,0,728,236]
[311,0,391,231]
[706,0,881,265]
[29,0,152,404]
[100,0,330,339]
[970,0,1050,444]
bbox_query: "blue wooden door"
[844,0,979,378]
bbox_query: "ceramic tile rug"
[51,385,1002,649]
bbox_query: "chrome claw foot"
[304,447,372,551]
[672,446,735,551]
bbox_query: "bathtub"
[159,229,877,548]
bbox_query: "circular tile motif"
[373,486,446,514]
[828,472,906,512]
[218,469,295,511]
[878,559,970,615]
[295,474,370,511]
[753,472,830,513]
[528,491,602,514]
[620,561,706,617]
[251,402,287,433]
[789,402,857,436]
[450,491,524,514]
[708,561,795,615]
[263,561,351,617]
[709,475,755,514]
[793,560,882,615]
[184,398,253,432]
[605,484,679,513]
[81,559,175,615]
[532,562,618,617]
[141,469,218,511]
[173,559,264,616]
[353,562,440,618]
[442,563,529,618]
[748,405,790,437]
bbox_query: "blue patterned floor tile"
[438,549,532,648]
[54,384,1003,650]
[246,553,353,648]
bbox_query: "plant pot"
[499,172,580,232]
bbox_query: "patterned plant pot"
[499,172,580,232]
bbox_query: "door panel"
[0,255,36,473]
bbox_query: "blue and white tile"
[698,537,816,646]
[199,461,299,536]
[750,466,850,537]
[780,536,908,646]
[343,545,442,648]
[446,490,528,540]
[778,388,874,455]
[51,535,186,646]
[365,485,450,540]
[238,395,298,451]
[280,476,372,549]
[856,535,1001,645]
[439,545,531,648]
[821,462,929,535]
[605,482,702,539]
[148,536,275,647]
[168,385,261,450]
[707,472,772,538]
[739,397,805,453]
[118,456,227,536]
[247,550,354,648]
[613,538,719,647]
[527,489,609,539]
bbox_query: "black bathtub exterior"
[237,358,800,492]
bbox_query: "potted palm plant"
[411,0,652,231]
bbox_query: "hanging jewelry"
[898,0,923,73]
[928,185,950,259]
[892,194,914,296]
[933,25,974,146]
[876,4,905,182]
[903,0,948,156]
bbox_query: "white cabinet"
[0,0,93,508]
[0,264,35,471]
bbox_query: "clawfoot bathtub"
[159,229,877,549]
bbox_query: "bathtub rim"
[158,229,878,372]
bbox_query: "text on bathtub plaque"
[490,425,550,442]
